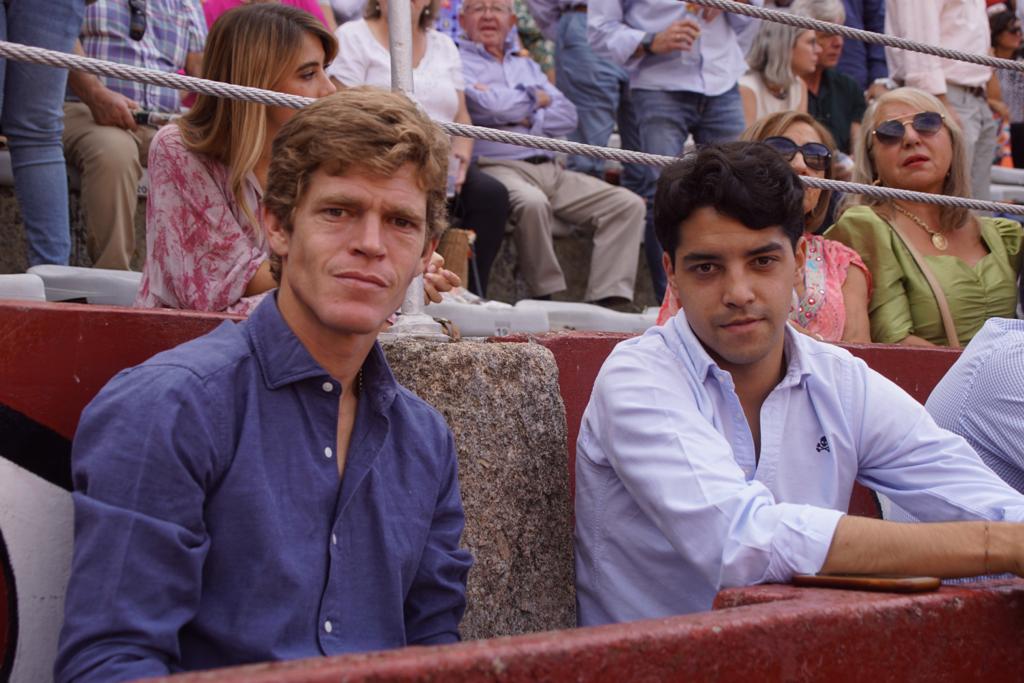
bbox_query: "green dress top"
[825,206,1023,346]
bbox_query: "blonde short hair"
[850,87,971,229]
[264,88,450,280]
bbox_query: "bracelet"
[984,520,991,575]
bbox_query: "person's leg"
[556,11,623,178]
[971,96,997,203]
[453,161,509,297]
[616,84,646,198]
[1011,122,1024,169]
[946,84,992,201]
[549,168,646,302]
[1,0,85,266]
[691,84,746,145]
[630,88,701,301]
[477,159,566,297]
[62,102,143,270]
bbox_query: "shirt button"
[324,447,333,459]
[324,620,333,633]
[331,533,338,546]
[322,381,334,393]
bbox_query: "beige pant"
[62,102,158,270]
[477,157,645,301]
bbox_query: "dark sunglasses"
[128,0,147,41]
[762,136,832,172]
[1005,25,1022,36]
[872,111,945,146]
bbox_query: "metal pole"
[384,0,448,339]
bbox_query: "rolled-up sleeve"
[587,0,644,65]
[55,367,222,683]
[588,346,843,591]
[403,430,473,645]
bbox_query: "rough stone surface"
[382,338,575,641]
[0,188,147,273]
[478,232,658,308]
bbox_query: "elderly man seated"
[458,0,645,307]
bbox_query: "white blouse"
[328,18,465,123]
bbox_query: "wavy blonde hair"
[176,4,337,227]
[742,111,836,231]
[849,87,971,229]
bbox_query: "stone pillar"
[383,339,575,639]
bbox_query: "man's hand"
[84,87,140,130]
[534,88,552,109]
[423,252,461,304]
[990,99,1011,122]
[650,19,701,55]
[865,82,889,102]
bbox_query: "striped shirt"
[73,0,206,113]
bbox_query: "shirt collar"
[245,294,399,409]
[460,29,522,60]
[667,309,813,387]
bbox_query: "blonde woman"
[739,21,820,126]
[827,87,1023,347]
[136,4,337,314]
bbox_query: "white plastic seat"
[991,166,1024,186]
[27,264,141,307]
[989,184,1024,204]
[0,273,46,301]
[516,299,657,334]
[426,298,550,337]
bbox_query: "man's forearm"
[821,515,1022,578]
[67,39,106,104]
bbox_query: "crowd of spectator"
[4,0,1023,336]
[3,0,1024,681]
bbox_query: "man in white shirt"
[884,0,996,200]
[574,142,1024,627]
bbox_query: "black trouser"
[449,161,509,297]
[1011,122,1024,169]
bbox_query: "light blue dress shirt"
[460,34,579,160]
[575,310,1024,626]
[887,318,1024,525]
[586,0,761,94]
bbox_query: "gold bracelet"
[984,520,991,575]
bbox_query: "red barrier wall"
[149,580,1024,683]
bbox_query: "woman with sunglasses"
[739,21,821,127]
[136,4,460,314]
[656,111,872,343]
[827,87,1023,347]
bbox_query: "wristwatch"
[641,32,656,55]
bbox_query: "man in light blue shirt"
[587,0,760,302]
[575,142,1024,627]
[459,0,645,305]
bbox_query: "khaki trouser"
[62,101,158,270]
[946,83,997,203]
[477,157,645,301]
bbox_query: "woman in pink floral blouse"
[136,4,338,314]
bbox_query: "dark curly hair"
[654,142,806,259]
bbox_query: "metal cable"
[685,0,1024,73]
[1,39,1023,215]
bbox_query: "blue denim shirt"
[56,296,473,683]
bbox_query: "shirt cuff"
[764,506,845,584]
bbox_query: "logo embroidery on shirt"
[815,436,831,453]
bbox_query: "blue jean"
[556,13,645,192]
[0,0,84,266]
[629,86,746,301]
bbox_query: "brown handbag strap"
[884,216,961,348]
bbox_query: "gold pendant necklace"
[891,203,948,250]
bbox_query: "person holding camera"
[63,0,206,270]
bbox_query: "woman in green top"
[827,87,1022,347]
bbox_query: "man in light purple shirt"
[459,0,645,306]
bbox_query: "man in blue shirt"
[835,0,888,93]
[55,88,473,682]
[575,142,1024,626]
[587,0,759,301]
